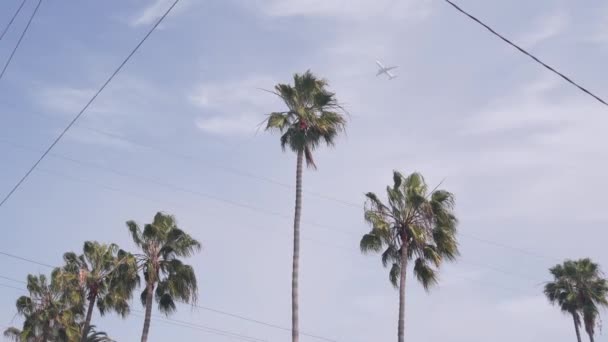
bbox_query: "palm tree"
[126,212,201,342]
[544,259,608,342]
[60,241,139,342]
[360,171,459,342]
[264,70,347,342]
[4,272,83,342]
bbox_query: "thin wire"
[0,282,267,342]
[0,250,54,269]
[0,137,560,261]
[0,0,181,208]
[18,111,360,209]
[0,0,42,82]
[0,283,26,292]
[33,165,542,283]
[0,275,26,284]
[0,0,28,40]
[0,258,338,342]
[131,310,267,342]
[181,301,338,342]
[442,0,608,107]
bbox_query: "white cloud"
[130,0,190,27]
[33,77,170,147]
[195,115,262,136]
[463,76,568,135]
[498,295,552,316]
[252,0,432,21]
[517,11,569,48]
[190,76,281,136]
[38,87,96,115]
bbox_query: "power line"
[32,165,543,284]
[131,311,267,342]
[0,0,28,40]
[0,250,55,269]
[17,111,360,210]
[0,255,339,341]
[0,283,267,342]
[182,302,338,342]
[0,283,26,292]
[0,0,181,208]
[0,158,543,286]
[441,0,608,107]
[0,138,355,236]
[0,0,42,82]
[0,137,560,263]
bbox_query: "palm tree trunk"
[291,149,303,342]
[572,313,582,342]
[586,327,594,342]
[398,245,408,342]
[140,282,155,342]
[80,295,96,342]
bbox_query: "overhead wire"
[0,282,268,342]
[441,0,608,107]
[0,137,561,262]
[0,265,338,341]
[0,0,180,208]
[0,0,28,40]
[0,0,43,82]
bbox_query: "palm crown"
[265,70,346,168]
[4,273,83,342]
[127,212,201,314]
[62,241,139,318]
[544,258,608,340]
[360,171,459,288]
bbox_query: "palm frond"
[413,258,438,291]
[389,263,400,288]
[360,234,383,254]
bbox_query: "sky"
[1,0,608,341]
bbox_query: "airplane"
[375,60,398,80]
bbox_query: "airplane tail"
[389,75,397,80]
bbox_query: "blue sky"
[1,0,608,341]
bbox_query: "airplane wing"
[384,66,398,71]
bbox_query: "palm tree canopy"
[61,241,139,318]
[127,212,201,315]
[265,70,347,168]
[544,258,608,333]
[360,171,459,289]
[7,272,84,342]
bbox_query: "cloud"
[251,0,432,21]
[33,77,170,148]
[497,295,553,316]
[463,76,569,135]
[190,76,281,136]
[130,0,190,27]
[517,11,569,48]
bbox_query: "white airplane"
[375,60,398,80]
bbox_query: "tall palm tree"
[544,259,608,342]
[264,70,347,342]
[60,241,139,342]
[126,212,201,342]
[4,272,83,342]
[360,171,459,342]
